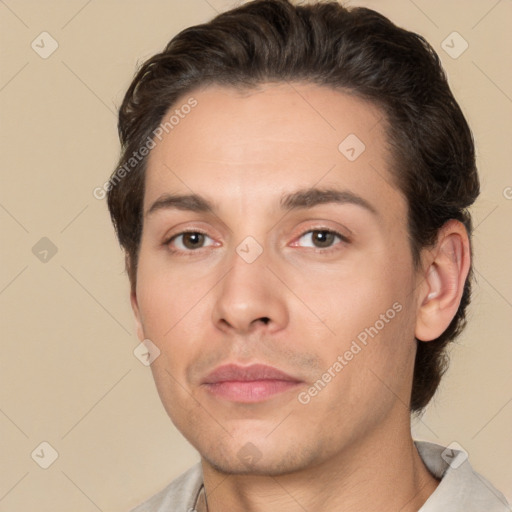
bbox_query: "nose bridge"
[212,237,288,333]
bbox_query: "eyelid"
[290,227,350,250]
[164,228,217,251]
[163,223,351,254]
[301,227,350,242]
[162,220,218,244]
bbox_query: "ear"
[415,220,471,342]
[131,288,145,342]
[127,254,145,342]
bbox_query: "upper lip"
[202,363,301,384]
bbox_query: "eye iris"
[183,232,204,249]
[313,230,335,248]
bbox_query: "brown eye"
[297,229,344,249]
[181,232,205,249]
[168,231,215,252]
[311,230,336,248]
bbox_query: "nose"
[211,244,289,335]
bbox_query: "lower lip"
[203,380,301,403]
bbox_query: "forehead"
[144,82,405,223]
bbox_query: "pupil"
[184,233,203,249]
[314,231,333,247]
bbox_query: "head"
[107,0,478,474]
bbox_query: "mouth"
[201,363,303,403]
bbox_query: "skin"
[131,82,470,511]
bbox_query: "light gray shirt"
[130,440,511,511]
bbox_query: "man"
[106,1,510,510]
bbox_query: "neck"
[200,414,439,512]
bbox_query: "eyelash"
[292,229,350,253]
[164,228,349,255]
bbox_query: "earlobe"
[415,220,471,342]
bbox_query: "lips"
[201,363,302,403]
[203,363,299,384]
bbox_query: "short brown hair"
[107,0,479,412]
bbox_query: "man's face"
[133,83,422,475]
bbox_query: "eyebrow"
[280,187,377,215]
[145,187,378,217]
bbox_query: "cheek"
[293,252,411,342]
[135,259,210,420]
[135,252,211,339]
[296,243,417,388]
[134,262,202,394]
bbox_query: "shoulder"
[129,463,203,512]
[415,440,511,512]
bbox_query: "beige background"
[1,0,511,510]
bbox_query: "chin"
[199,438,318,477]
